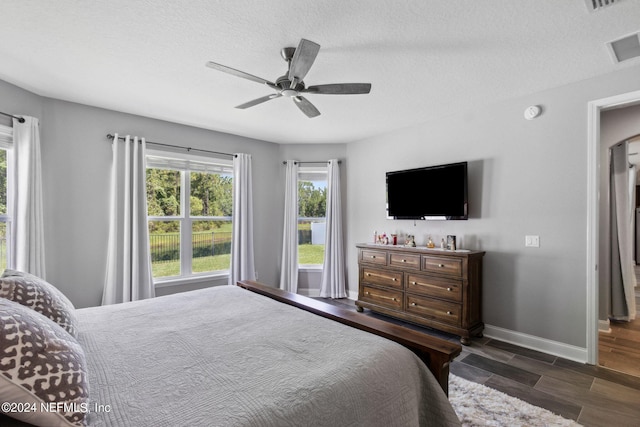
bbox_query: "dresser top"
[357,243,485,257]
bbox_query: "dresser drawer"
[360,267,403,289]
[360,249,387,266]
[422,256,462,278]
[405,294,461,326]
[389,253,421,270]
[361,285,403,310]
[406,273,462,302]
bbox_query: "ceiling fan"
[205,38,371,118]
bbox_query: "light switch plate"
[525,235,540,247]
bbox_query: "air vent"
[584,0,616,12]
[608,33,640,63]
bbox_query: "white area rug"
[449,375,582,426]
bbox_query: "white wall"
[346,65,640,349]
[0,79,283,308]
[0,80,43,127]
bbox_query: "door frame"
[587,89,640,364]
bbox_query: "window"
[297,165,327,266]
[0,125,13,272]
[146,150,233,281]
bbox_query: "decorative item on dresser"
[356,243,485,345]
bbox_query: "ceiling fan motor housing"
[276,75,305,97]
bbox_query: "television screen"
[386,162,468,220]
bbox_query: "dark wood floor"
[599,316,640,377]
[322,297,640,427]
[597,267,640,377]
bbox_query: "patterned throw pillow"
[0,298,89,426]
[0,269,78,337]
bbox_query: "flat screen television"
[386,162,468,220]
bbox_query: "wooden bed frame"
[236,280,461,395]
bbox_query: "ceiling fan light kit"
[206,38,372,118]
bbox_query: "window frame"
[146,148,233,286]
[297,164,328,270]
[0,124,13,271]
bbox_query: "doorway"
[588,91,640,375]
[598,138,640,375]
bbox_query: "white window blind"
[146,149,232,174]
[0,124,13,149]
[298,165,327,182]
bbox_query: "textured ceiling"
[1,1,640,144]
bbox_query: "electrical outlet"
[525,235,540,247]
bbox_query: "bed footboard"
[236,280,461,395]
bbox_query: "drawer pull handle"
[447,287,452,291]
[371,255,376,259]
[365,272,397,281]
[401,259,407,262]
[365,291,398,302]
[438,264,445,268]
[447,311,453,315]
[411,281,417,285]
[411,302,417,306]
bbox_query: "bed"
[0,271,461,427]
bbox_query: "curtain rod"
[0,111,25,123]
[107,134,235,158]
[282,160,341,165]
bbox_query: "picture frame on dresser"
[355,243,484,345]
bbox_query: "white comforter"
[76,285,460,426]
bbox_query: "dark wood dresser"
[355,243,484,345]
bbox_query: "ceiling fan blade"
[206,61,276,88]
[293,96,321,118]
[235,93,282,109]
[303,83,372,95]
[288,39,320,84]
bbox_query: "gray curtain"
[609,142,637,320]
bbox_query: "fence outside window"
[149,229,232,277]
[149,231,232,263]
[298,217,325,265]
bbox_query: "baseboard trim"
[297,288,321,298]
[598,319,611,333]
[484,324,588,363]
